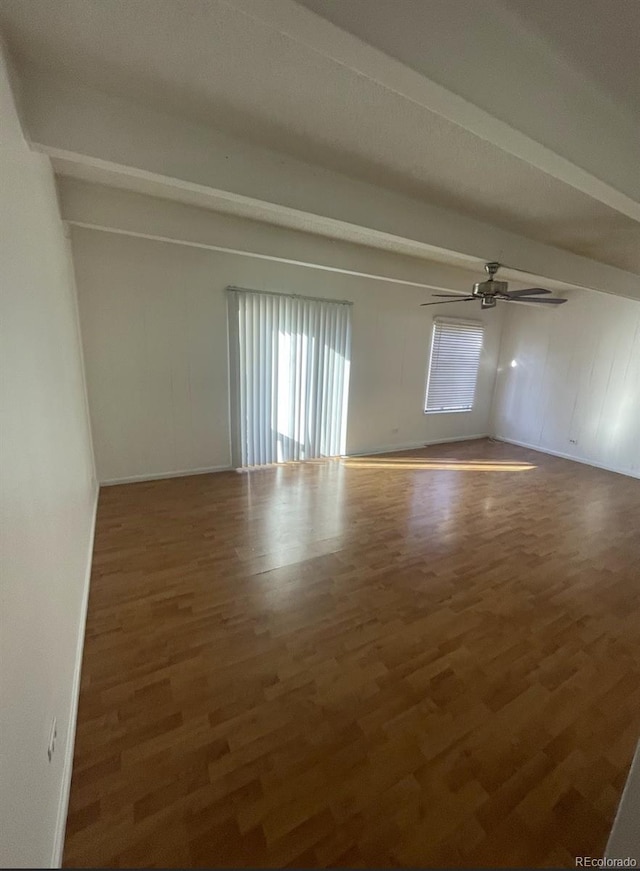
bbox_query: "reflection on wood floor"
[64,438,640,867]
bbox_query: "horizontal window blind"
[425,317,484,413]
[228,288,352,467]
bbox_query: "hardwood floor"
[63,439,640,868]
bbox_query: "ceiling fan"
[421,262,568,309]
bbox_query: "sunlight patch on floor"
[341,457,536,472]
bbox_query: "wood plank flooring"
[63,439,640,867]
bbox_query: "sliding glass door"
[227,287,352,467]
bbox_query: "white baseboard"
[101,441,492,483]
[100,464,233,486]
[347,433,489,458]
[493,436,640,480]
[51,485,99,868]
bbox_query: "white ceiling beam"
[227,0,640,219]
[21,73,640,300]
[48,148,638,301]
[57,176,494,294]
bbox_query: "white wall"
[607,740,640,860]
[492,289,640,477]
[0,45,97,868]
[69,224,503,484]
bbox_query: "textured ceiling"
[505,0,640,116]
[295,0,640,202]
[1,0,638,273]
[298,0,640,121]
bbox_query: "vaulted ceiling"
[1,0,638,296]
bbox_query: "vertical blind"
[228,288,352,467]
[424,317,484,413]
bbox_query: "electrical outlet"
[47,718,57,762]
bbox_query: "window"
[424,317,484,413]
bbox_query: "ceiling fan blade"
[508,297,567,305]
[431,293,470,298]
[420,297,475,306]
[504,287,552,297]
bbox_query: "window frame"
[423,316,484,415]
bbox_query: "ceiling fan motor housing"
[473,279,508,297]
